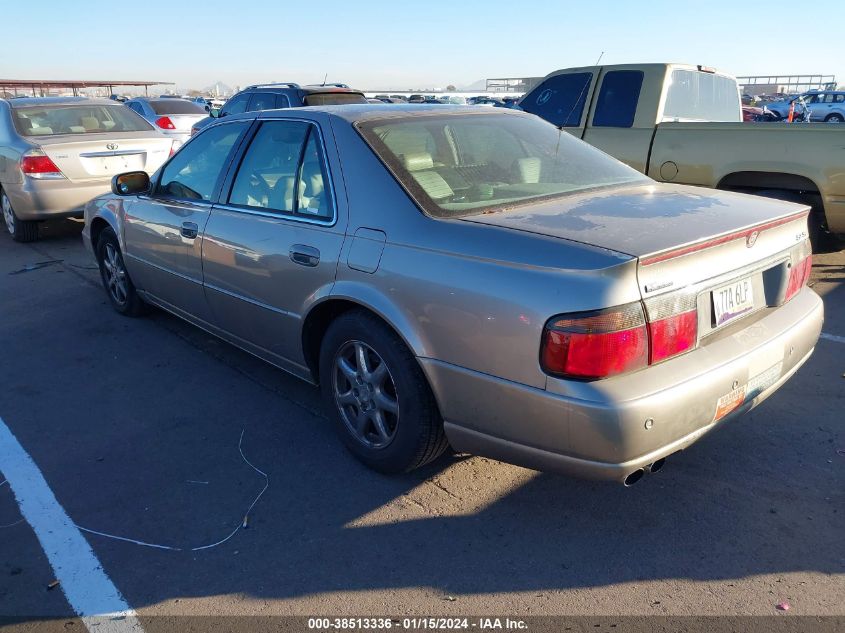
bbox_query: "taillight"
[785,253,812,301]
[541,303,648,379]
[155,116,176,130]
[21,151,65,179]
[643,293,698,364]
[542,292,701,380]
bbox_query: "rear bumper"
[4,178,110,220]
[423,288,823,482]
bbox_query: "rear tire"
[319,310,448,474]
[96,228,147,317]
[2,189,39,243]
[824,113,844,123]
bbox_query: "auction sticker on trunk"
[712,276,754,327]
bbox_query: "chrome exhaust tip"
[623,469,645,486]
[647,458,666,474]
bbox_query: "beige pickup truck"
[519,63,845,245]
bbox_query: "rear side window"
[228,120,334,221]
[150,100,206,115]
[662,70,741,122]
[593,71,643,127]
[519,72,593,127]
[247,92,277,112]
[303,92,368,106]
[221,93,250,117]
[12,104,153,136]
[276,94,291,108]
[156,122,248,201]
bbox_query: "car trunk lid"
[463,182,812,346]
[33,132,173,183]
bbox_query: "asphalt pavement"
[0,219,842,629]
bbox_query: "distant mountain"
[203,80,233,97]
[459,78,488,91]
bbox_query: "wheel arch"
[301,287,430,384]
[716,171,821,196]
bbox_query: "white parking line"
[820,332,845,344]
[0,416,144,633]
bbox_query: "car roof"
[4,96,116,108]
[234,103,528,124]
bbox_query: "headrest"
[401,152,434,172]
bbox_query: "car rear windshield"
[149,100,207,115]
[662,70,741,122]
[356,112,647,218]
[12,104,154,136]
[304,92,368,106]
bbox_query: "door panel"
[124,198,212,320]
[582,128,655,173]
[201,117,346,368]
[121,120,250,323]
[202,209,345,366]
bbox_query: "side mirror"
[210,109,221,118]
[112,171,151,196]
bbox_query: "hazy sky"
[0,0,841,91]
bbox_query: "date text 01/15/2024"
[307,618,528,630]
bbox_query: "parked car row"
[0,97,173,241]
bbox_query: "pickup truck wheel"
[824,114,844,123]
[96,228,147,317]
[319,310,448,474]
[2,190,39,243]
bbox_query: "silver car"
[0,97,172,242]
[124,97,208,149]
[764,91,845,122]
[84,106,823,484]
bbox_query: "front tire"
[2,189,39,243]
[824,113,844,123]
[96,228,146,316]
[319,310,448,473]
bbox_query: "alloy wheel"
[2,192,14,235]
[332,340,400,449]
[102,243,129,306]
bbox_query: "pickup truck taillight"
[542,293,699,380]
[785,253,812,302]
[21,150,65,180]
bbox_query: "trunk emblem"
[746,231,759,248]
[106,143,119,150]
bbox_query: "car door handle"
[289,244,320,267]
[181,222,199,239]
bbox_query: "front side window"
[357,112,646,218]
[13,104,153,136]
[519,72,593,127]
[227,120,334,221]
[662,70,741,122]
[593,71,643,128]
[156,122,247,201]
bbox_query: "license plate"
[712,276,754,327]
